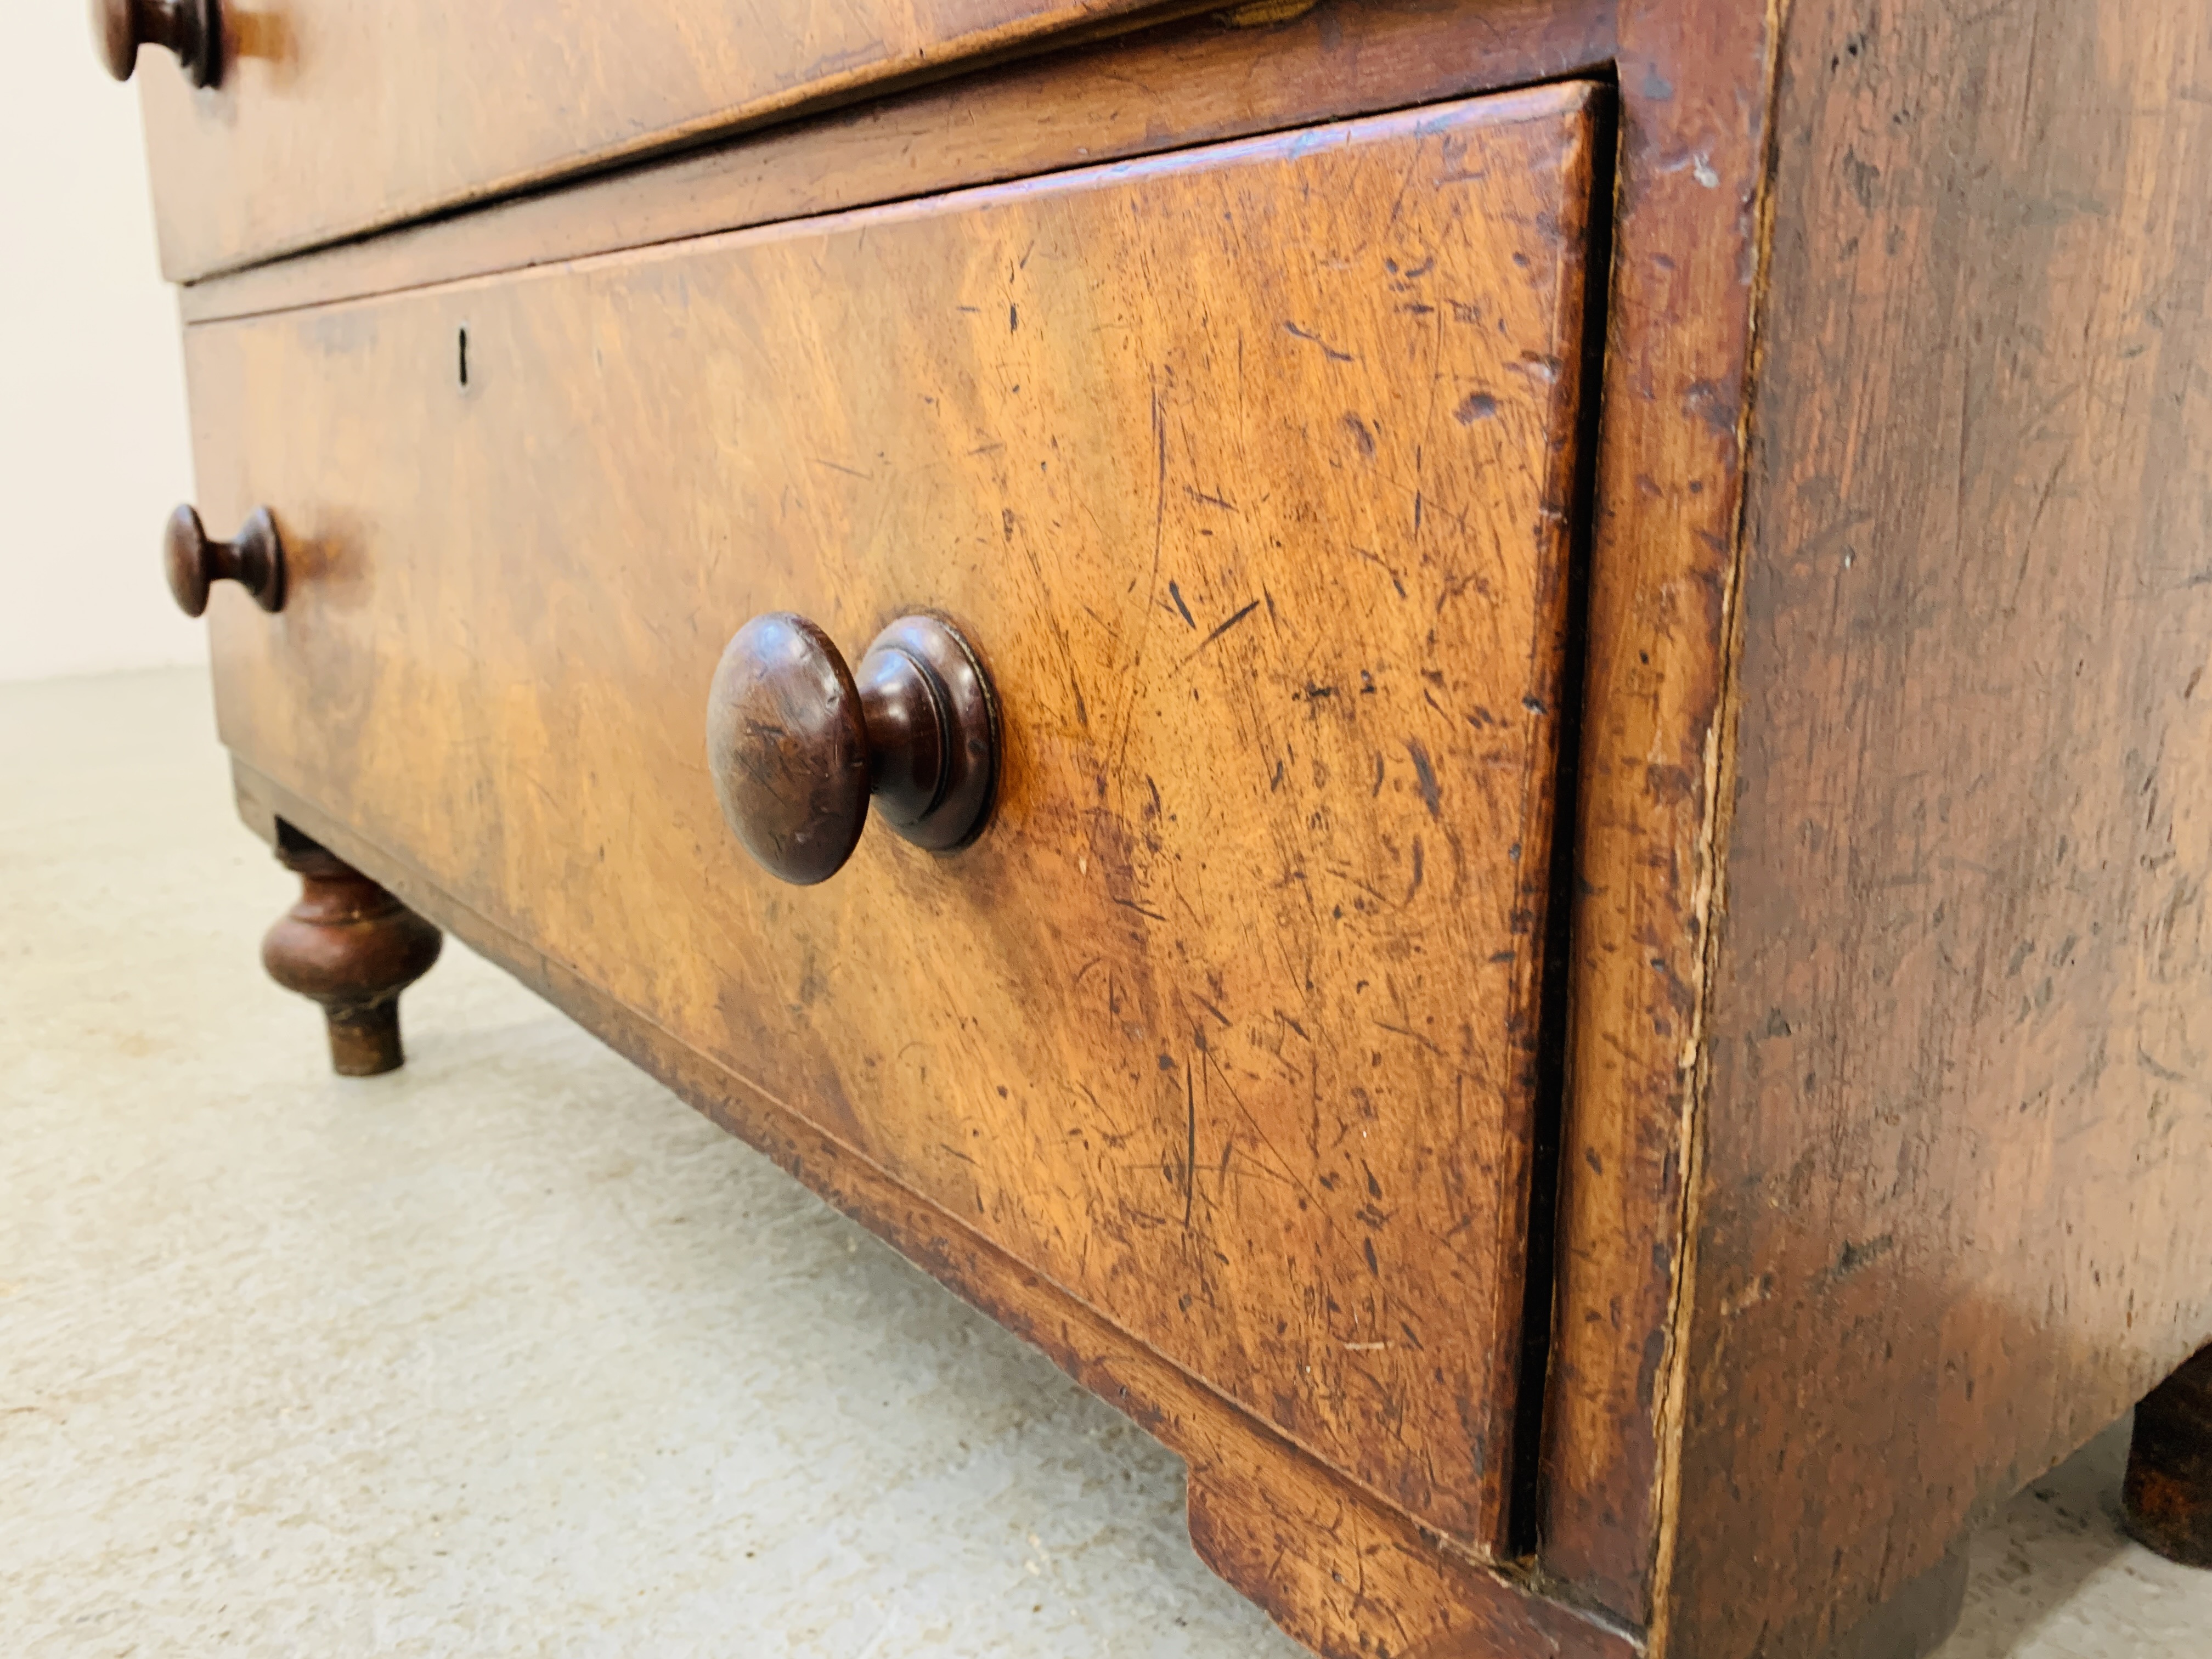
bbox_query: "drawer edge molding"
[178,0,1619,326]
[144,0,1230,283]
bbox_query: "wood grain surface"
[179,0,1619,325]
[170,0,1790,1627]
[233,756,1638,1659]
[135,0,1198,281]
[1666,3,2212,1655]
[187,87,1602,1552]
[162,0,2212,1649]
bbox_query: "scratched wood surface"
[187,87,1601,1551]
[1666,4,2212,1656]
[134,0,1189,281]
[166,0,1781,1625]
[180,0,1618,325]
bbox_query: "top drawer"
[124,0,1161,280]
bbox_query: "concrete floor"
[3,667,2206,1658]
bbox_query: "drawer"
[125,0,1164,280]
[187,83,1601,1547]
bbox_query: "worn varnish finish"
[178,0,1619,325]
[178,1,1780,1619]
[1668,4,2212,1656]
[150,0,2212,1651]
[188,90,1602,1552]
[133,0,1201,280]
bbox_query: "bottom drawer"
[188,83,1602,1548]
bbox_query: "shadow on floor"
[1938,1416,2140,1658]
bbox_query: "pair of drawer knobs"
[121,0,1007,889]
[165,506,1000,886]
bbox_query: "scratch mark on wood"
[1406,740,1442,819]
[1178,599,1261,667]
[1184,1068,1198,1231]
[1284,321,1357,362]
[1374,1019,1444,1056]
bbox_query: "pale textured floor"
[2,668,2206,1658]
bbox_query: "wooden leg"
[261,834,443,1076]
[2124,1345,2212,1568]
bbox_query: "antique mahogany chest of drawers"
[105,0,2212,1654]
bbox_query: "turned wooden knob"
[92,0,222,87]
[707,612,1000,885]
[165,504,284,617]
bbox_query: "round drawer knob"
[92,0,222,87]
[165,504,285,617]
[707,612,1000,885]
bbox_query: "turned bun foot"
[2124,1344,2212,1568]
[262,836,443,1076]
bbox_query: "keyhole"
[457,325,470,388]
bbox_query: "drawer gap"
[1509,65,1617,1563]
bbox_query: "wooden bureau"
[107,0,2212,1654]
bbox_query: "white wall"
[0,6,202,682]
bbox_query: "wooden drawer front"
[138,0,1154,280]
[191,85,1600,1547]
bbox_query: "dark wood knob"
[165,504,284,617]
[706,612,1000,885]
[92,0,221,86]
